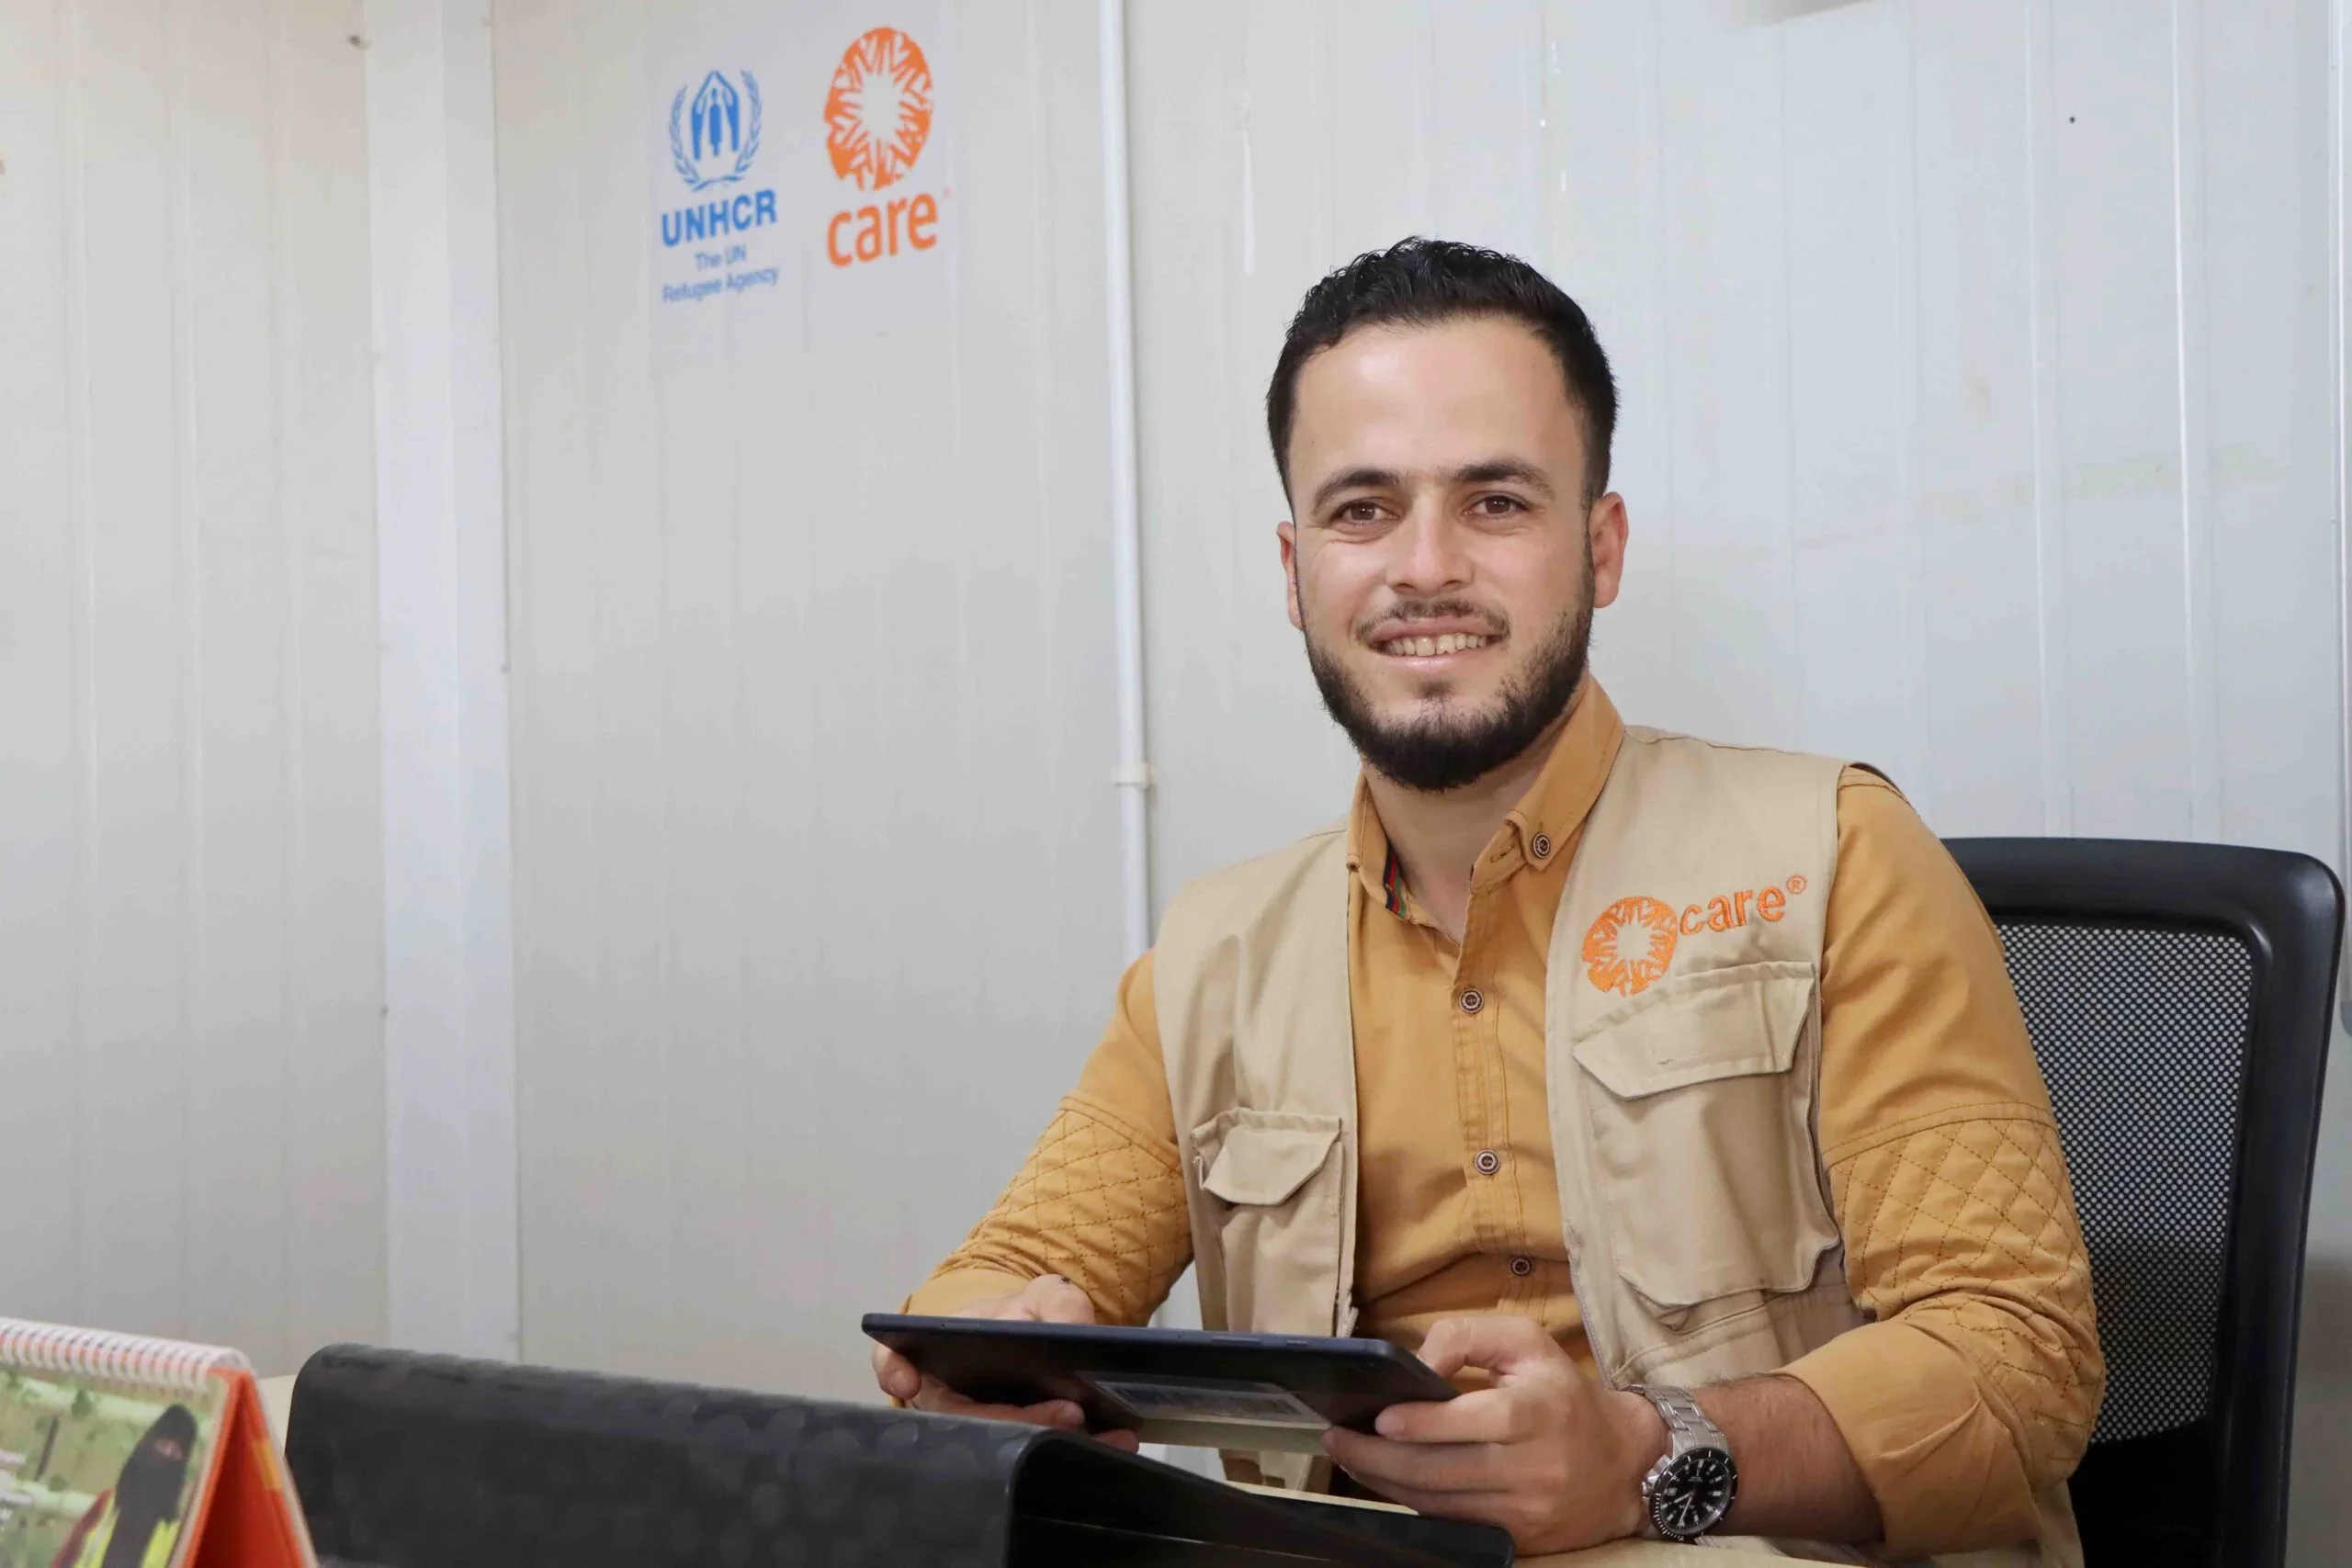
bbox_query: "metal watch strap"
[1630,1383,1734,1543]
[1631,1383,1720,1455]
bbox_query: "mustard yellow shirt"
[913,682,2103,1557]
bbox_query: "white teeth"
[1382,631,1491,656]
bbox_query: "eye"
[1334,500,1385,524]
[1473,493,1528,516]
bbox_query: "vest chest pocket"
[1192,1109,1346,1337]
[1568,961,1839,1313]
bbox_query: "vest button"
[1509,1256,1535,1278]
[1531,832,1553,860]
[1475,1149,1501,1175]
[1458,987,1484,1014]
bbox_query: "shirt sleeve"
[906,951,1194,1326]
[1781,772,2107,1558]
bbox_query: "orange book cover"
[0,1319,315,1568]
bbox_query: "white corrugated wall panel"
[493,0,1125,1398]
[1135,0,2339,863]
[1127,1,2346,1558]
[0,0,387,1371]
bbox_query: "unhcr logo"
[660,67,780,254]
[671,69,763,190]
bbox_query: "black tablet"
[862,1314,1457,1452]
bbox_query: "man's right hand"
[870,1275,1141,1452]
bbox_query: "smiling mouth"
[1373,630,1498,659]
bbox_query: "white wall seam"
[265,0,300,1367]
[1414,11,1434,216]
[1644,1,1679,686]
[164,0,201,1331]
[1100,0,1151,963]
[1773,28,1807,778]
[446,0,521,1366]
[1238,93,1256,279]
[2335,0,2352,1029]
[60,0,97,1325]
[2309,16,2352,1564]
[2023,0,2073,835]
[2169,0,2220,842]
[365,0,520,1359]
[1889,0,1928,817]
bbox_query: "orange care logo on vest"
[1582,874,1811,997]
[823,28,943,266]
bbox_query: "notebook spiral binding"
[0,1317,249,1397]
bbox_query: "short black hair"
[1265,238,1618,506]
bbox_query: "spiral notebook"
[0,1319,315,1568]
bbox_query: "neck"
[1363,697,1575,943]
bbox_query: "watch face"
[1649,1446,1736,1539]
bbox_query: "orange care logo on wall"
[822,27,944,267]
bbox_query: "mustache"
[1353,599,1509,642]
[1306,595,1591,794]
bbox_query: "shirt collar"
[1346,679,1626,920]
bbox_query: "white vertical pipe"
[365,0,521,1358]
[2335,0,2352,1027]
[1104,4,1215,1478]
[1101,0,1152,962]
[2169,0,2219,844]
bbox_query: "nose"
[1385,502,1473,597]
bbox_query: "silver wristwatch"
[1630,1384,1737,1542]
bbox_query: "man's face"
[1278,315,1626,792]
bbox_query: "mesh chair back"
[1947,840,2340,1568]
[1996,921,2253,1444]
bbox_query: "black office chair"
[1946,839,2342,1568]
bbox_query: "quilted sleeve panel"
[1791,1110,2106,1556]
[910,1092,1194,1327]
[1804,773,2106,1553]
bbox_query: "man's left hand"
[1322,1315,1669,1555]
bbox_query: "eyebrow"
[1452,460,1556,498]
[1307,459,1557,515]
[1307,466,1404,514]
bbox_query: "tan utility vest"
[1154,727,2078,1566]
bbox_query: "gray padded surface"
[284,1345,1507,1568]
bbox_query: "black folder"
[284,1344,1515,1567]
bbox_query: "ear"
[1277,520,1305,631]
[1587,492,1628,611]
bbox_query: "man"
[874,240,2102,1562]
[49,1404,197,1568]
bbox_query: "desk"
[260,1371,295,1451]
[1231,1487,1719,1566]
[252,1375,1713,1565]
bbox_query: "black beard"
[1306,592,1593,794]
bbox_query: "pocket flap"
[1570,961,1816,1100]
[1196,1112,1341,1207]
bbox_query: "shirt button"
[1475,1149,1501,1175]
[1459,987,1484,1014]
[1531,832,1553,860]
[1509,1256,1535,1279]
